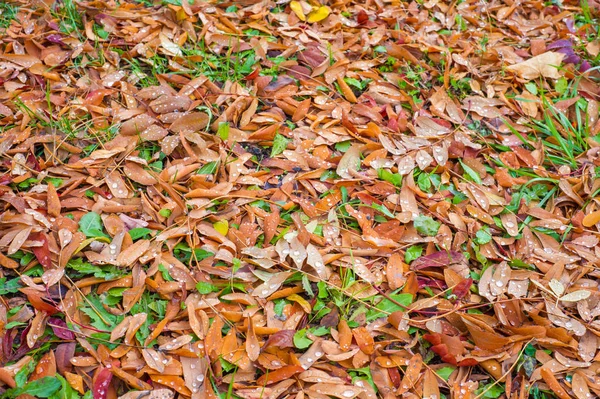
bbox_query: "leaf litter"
[0,0,599,398]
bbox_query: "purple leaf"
[554,47,580,64]
[580,60,592,72]
[547,39,573,50]
[264,76,295,92]
[47,34,65,45]
[55,342,76,374]
[287,65,311,80]
[417,277,447,290]
[565,18,575,33]
[48,21,61,31]
[48,318,76,340]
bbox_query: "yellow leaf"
[213,220,229,236]
[582,210,600,227]
[307,6,330,23]
[176,8,187,21]
[287,294,312,313]
[74,237,109,256]
[290,1,306,21]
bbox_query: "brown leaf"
[117,239,150,266]
[264,330,295,349]
[170,112,209,133]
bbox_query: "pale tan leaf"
[336,145,361,179]
[549,279,565,297]
[506,52,565,80]
[560,290,591,302]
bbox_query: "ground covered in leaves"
[1,0,600,398]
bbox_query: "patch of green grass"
[123,57,160,87]
[51,0,83,35]
[531,96,591,169]
[455,14,467,31]
[449,76,471,99]
[13,91,106,154]
[378,56,398,73]
[121,53,170,87]
[402,64,428,88]
[182,41,256,84]
[503,90,593,171]
[81,124,120,156]
[147,53,170,76]
[0,2,19,30]
[261,55,294,77]
[578,0,595,26]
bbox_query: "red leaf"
[411,251,465,270]
[31,232,52,269]
[93,367,113,399]
[452,278,473,300]
[244,68,260,80]
[20,287,59,315]
[263,330,295,349]
[357,9,369,24]
[26,152,41,171]
[55,343,76,374]
[457,358,479,366]
[388,367,401,388]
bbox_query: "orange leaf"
[246,318,261,362]
[540,368,571,399]
[30,350,56,380]
[149,375,191,396]
[398,353,422,394]
[338,320,352,351]
[582,210,600,227]
[205,316,224,361]
[46,182,61,217]
[352,327,374,355]
[256,365,305,386]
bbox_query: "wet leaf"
[0,1,598,398]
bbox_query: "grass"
[182,42,256,83]
[12,92,109,157]
[51,0,83,35]
[0,2,19,29]
[501,87,595,171]
[531,97,590,168]
[121,40,262,88]
[123,57,161,87]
